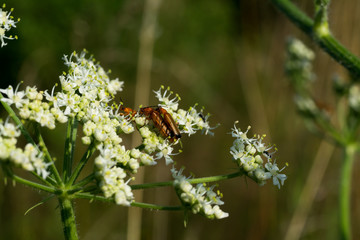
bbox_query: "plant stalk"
[58,197,79,240]
[339,144,356,240]
[270,0,360,78]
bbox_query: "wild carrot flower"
[230,122,287,188]
[171,167,229,220]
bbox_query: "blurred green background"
[1,0,360,239]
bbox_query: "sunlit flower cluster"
[0,121,50,178]
[171,167,229,220]
[0,4,19,47]
[154,86,215,137]
[115,85,216,166]
[0,50,216,206]
[230,122,287,189]
[0,85,68,129]
[94,143,136,206]
[59,51,136,205]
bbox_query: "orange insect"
[139,106,181,142]
[119,103,137,117]
[119,101,181,141]
[156,107,181,140]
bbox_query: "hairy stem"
[58,197,79,240]
[63,118,78,181]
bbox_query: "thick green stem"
[63,118,78,182]
[58,197,79,240]
[270,0,360,78]
[339,144,356,240]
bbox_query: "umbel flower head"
[0,120,50,179]
[0,4,19,47]
[171,167,229,222]
[0,50,216,206]
[230,122,287,189]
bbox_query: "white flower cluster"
[154,86,215,136]
[171,167,229,219]
[115,85,215,167]
[0,50,216,206]
[230,122,287,189]
[94,143,136,206]
[0,4,19,47]
[0,85,68,129]
[0,121,50,178]
[58,51,136,206]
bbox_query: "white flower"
[0,5,20,47]
[154,85,179,111]
[265,161,287,189]
[1,122,20,137]
[0,85,26,108]
[213,205,229,219]
[154,142,176,165]
[140,153,156,165]
[230,121,287,188]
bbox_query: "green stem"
[35,124,62,185]
[66,143,96,187]
[0,93,36,146]
[58,197,79,240]
[131,171,242,190]
[316,116,345,145]
[339,144,356,240]
[63,117,78,181]
[71,173,95,189]
[131,201,183,211]
[270,0,360,78]
[74,192,183,211]
[2,165,57,194]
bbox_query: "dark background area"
[1,0,360,239]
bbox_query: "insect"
[140,106,181,142]
[119,103,181,142]
[119,101,137,117]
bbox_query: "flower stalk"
[58,197,79,240]
[270,0,360,78]
[340,143,357,240]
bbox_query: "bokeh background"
[1,0,360,239]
